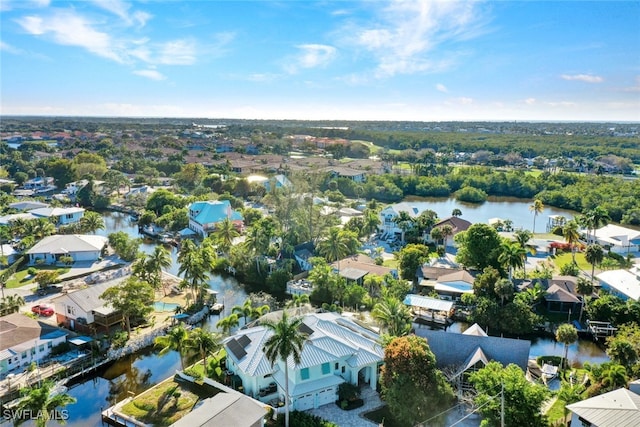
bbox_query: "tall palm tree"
[372,296,412,337]
[0,294,25,316]
[211,217,240,255]
[557,382,585,424]
[583,206,610,244]
[498,241,526,281]
[556,323,578,369]
[79,211,105,234]
[529,199,544,233]
[178,240,209,304]
[514,229,536,278]
[232,299,254,326]
[430,226,444,246]
[262,312,308,427]
[576,277,594,323]
[601,363,628,391]
[494,278,514,306]
[563,220,581,263]
[148,245,172,296]
[186,327,222,370]
[216,313,240,335]
[440,224,454,249]
[393,211,414,243]
[584,244,604,282]
[15,380,77,427]
[154,324,189,370]
[451,208,462,217]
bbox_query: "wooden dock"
[586,320,616,341]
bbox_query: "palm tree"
[583,206,610,244]
[494,278,514,306]
[178,240,209,304]
[262,312,308,427]
[211,217,240,255]
[15,380,77,427]
[514,229,536,278]
[563,220,581,263]
[451,208,462,217]
[148,245,172,296]
[601,363,628,391]
[576,277,594,323]
[0,294,25,316]
[556,323,578,369]
[584,244,604,283]
[154,324,189,370]
[498,241,526,281]
[79,211,105,234]
[557,382,585,424]
[316,227,350,266]
[186,327,222,370]
[393,211,414,243]
[529,199,544,233]
[440,224,454,249]
[216,313,240,335]
[430,227,444,246]
[232,299,254,326]
[243,225,270,273]
[372,296,412,337]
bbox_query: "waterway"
[53,200,589,426]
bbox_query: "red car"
[31,305,54,316]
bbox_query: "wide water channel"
[56,200,604,426]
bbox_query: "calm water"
[404,196,578,232]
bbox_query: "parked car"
[32,305,54,316]
[37,285,63,296]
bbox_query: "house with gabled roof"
[330,254,397,285]
[0,313,68,375]
[26,234,107,265]
[591,224,640,254]
[223,311,383,411]
[187,200,244,237]
[566,387,640,427]
[28,206,85,225]
[379,202,430,236]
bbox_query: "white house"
[28,206,85,226]
[596,265,640,301]
[0,313,68,375]
[23,176,55,191]
[378,202,429,235]
[591,224,640,254]
[566,387,640,427]
[26,234,108,265]
[51,277,124,333]
[224,311,384,411]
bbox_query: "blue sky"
[1,0,639,122]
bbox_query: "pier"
[586,320,617,341]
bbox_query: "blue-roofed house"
[223,311,383,411]
[187,200,244,237]
[264,174,293,192]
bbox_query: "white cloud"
[158,39,197,65]
[0,41,24,54]
[436,83,448,93]
[342,0,490,78]
[16,11,124,63]
[561,74,604,83]
[133,69,166,81]
[525,98,536,105]
[623,76,640,92]
[91,0,152,27]
[285,44,337,74]
[546,101,577,107]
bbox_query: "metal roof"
[567,388,640,427]
[403,294,454,312]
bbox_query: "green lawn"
[383,259,399,269]
[546,397,568,424]
[551,252,592,272]
[2,266,70,289]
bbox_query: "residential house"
[224,311,384,411]
[428,217,472,247]
[566,387,640,427]
[0,313,68,375]
[0,212,38,226]
[26,234,108,265]
[326,166,366,183]
[414,324,530,392]
[330,254,397,285]
[23,176,55,191]
[596,265,640,301]
[8,201,50,211]
[543,276,583,312]
[265,174,293,192]
[51,277,125,333]
[591,224,640,254]
[378,202,430,236]
[419,269,476,301]
[187,200,244,238]
[28,206,85,226]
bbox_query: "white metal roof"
[403,294,454,312]
[567,388,640,427]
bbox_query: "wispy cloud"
[16,11,124,62]
[285,44,337,74]
[436,83,448,93]
[623,76,640,92]
[158,39,197,65]
[0,41,24,54]
[561,74,604,83]
[91,0,151,27]
[524,98,536,105]
[133,69,166,81]
[341,0,491,78]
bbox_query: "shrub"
[455,186,488,203]
[50,342,71,356]
[288,411,339,427]
[560,262,579,276]
[337,382,360,402]
[27,267,37,276]
[111,331,128,349]
[183,367,203,381]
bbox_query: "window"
[301,368,310,380]
[66,214,74,219]
[322,363,330,375]
[341,366,345,374]
[30,348,36,355]
[39,345,45,352]
[334,363,339,370]
[47,342,53,349]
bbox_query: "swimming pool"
[153,301,180,312]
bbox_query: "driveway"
[307,386,383,427]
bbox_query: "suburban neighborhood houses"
[0,118,638,427]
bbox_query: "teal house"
[187,200,244,237]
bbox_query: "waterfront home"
[326,166,366,183]
[223,311,383,411]
[414,324,530,391]
[596,265,640,301]
[566,387,640,427]
[28,206,85,226]
[427,216,472,247]
[0,313,68,375]
[22,176,55,191]
[418,269,476,301]
[26,234,107,265]
[591,224,640,254]
[187,200,244,238]
[378,202,429,236]
[51,278,125,333]
[543,276,583,313]
[330,254,397,285]
[8,201,50,211]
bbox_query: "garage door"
[317,388,336,407]
[295,393,314,411]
